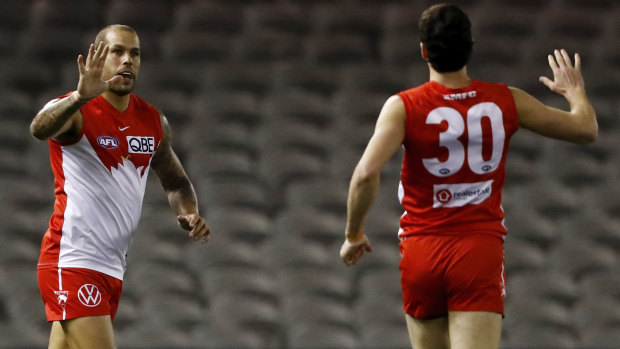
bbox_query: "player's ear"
[420,42,428,61]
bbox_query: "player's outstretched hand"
[178,214,211,243]
[75,42,122,101]
[340,234,372,267]
[539,49,586,98]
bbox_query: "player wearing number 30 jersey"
[397,80,519,238]
[340,4,597,349]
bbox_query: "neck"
[102,91,131,112]
[428,65,472,89]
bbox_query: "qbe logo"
[127,136,155,154]
[97,136,119,149]
[78,284,102,307]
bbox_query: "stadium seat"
[503,323,578,348]
[186,147,256,182]
[360,323,411,349]
[382,4,423,38]
[312,4,380,38]
[274,207,344,246]
[105,0,174,33]
[339,64,410,95]
[579,271,620,299]
[508,270,579,308]
[262,235,334,270]
[278,266,352,301]
[185,235,264,271]
[201,206,273,243]
[172,1,244,35]
[473,6,538,41]
[199,178,270,214]
[137,61,204,95]
[210,295,282,349]
[124,261,199,297]
[261,90,333,128]
[304,34,373,66]
[201,64,274,96]
[21,27,87,63]
[287,321,358,349]
[245,3,311,36]
[0,0,33,34]
[30,0,102,31]
[283,179,348,217]
[160,30,232,63]
[232,31,303,63]
[380,34,423,66]
[548,236,617,279]
[202,266,278,301]
[504,237,547,274]
[258,148,326,191]
[0,59,55,96]
[257,121,331,163]
[270,64,339,96]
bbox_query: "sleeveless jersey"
[38,93,163,280]
[396,80,519,238]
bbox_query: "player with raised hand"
[340,4,596,349]
[31,24,210,349]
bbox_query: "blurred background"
[0,0,619,348]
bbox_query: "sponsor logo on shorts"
[97,136,119,149]
[433,180,493,208]
[127,136,155,154]
[78,284,102,307]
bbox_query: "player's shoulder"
[398,81,433,95]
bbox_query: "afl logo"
[436,189,452,204]
[78,284,102,307]
[97,136,119,149]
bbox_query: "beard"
[109,79,135,96]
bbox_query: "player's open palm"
[76,42,119,100]
[539,49,585,98]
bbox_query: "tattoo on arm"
[30,92,87,140]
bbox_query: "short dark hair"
[419,4,473,73]
[94,24,138,47]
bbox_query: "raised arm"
[30,42,121,141]
[340,95,406,266]
[150,112,210,243]
[511,49,597,144]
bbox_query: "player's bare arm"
[151,112,210,243]
[340,95,406,266]
[511,49,597,144]
[30,42,121,141]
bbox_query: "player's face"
[101,29,141,96]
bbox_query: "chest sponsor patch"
[127,136,155,154]
[433,180,493,208]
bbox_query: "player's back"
[397,80,519,238]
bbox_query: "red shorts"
[38,267,123,322]
[399,233,505,319]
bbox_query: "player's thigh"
[448,311,502,349]
[48,321,69,349]
[405,314,449,349]
[60,315,117,349]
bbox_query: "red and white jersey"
[38,93,162,280]
[396,80,519,239]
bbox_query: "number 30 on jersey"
[422,102,505,177]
